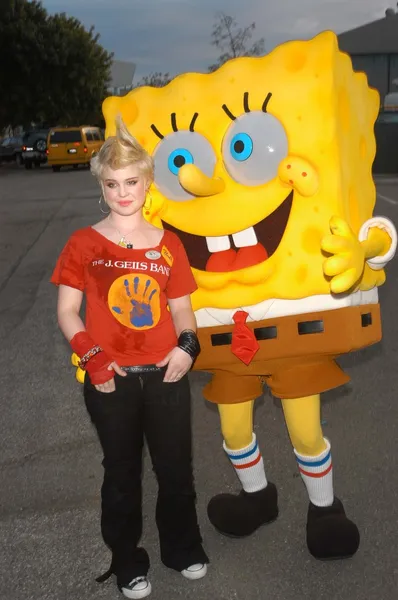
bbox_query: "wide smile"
[163,191,293,272]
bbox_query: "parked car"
[47,126,104,172]
[0,136,23,166]
[377,111,398,124]
[21,130,49,169]
[383,91,398,112]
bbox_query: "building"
[108,60,136,96]
[338,7,398,104]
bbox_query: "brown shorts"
[193,304,381,403]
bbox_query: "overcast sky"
[42,0,395,80]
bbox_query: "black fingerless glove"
[178,329,201,361]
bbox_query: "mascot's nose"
[178,163,225,197]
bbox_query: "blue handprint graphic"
[109,274,160,330]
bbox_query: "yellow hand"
[321,216,365,294]
[71,352,85,384]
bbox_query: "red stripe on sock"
[234,453,262,470]
[299,463,333,478]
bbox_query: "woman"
[51,118,209,599]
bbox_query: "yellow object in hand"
[71,352,85,383]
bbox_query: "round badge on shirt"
[145,250,161,260]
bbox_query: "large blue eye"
[168,148,194,175]
[230,133,253,161]
[222,112,288,186]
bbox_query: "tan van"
[47,126,104,172]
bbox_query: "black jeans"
[84,369,208,586]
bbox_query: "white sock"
[294,438,334,507]
[224,433,267,493]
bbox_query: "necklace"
[107,216,135,249]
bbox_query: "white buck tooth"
[206,235,231,253]
[232,227,258,248]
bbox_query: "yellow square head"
[103,31,381,312]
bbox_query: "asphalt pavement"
[0,164,397,600]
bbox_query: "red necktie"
[231,310,260,365]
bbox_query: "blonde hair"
[91,116,154,185]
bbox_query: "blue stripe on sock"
[296,451,331,468]
[227,442,258,461]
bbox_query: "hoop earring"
[144,192,152,216]
[99,193,110,214]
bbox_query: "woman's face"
[102,164,147,217]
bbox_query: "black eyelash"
[189,112,199,132]
[150,124,164,139]
[151,111,199,139]
[223,91,273,121]
[151,92,272,141]
[262,92,272,112]
[223,91,250,120]
[243,92,250,113]
[222,104,236,120]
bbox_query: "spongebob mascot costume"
[76,32,396,560]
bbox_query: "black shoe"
[306,497,360,560]
[207,482,278,537]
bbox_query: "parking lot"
[0,164,398,600]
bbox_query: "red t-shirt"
[50,227,197,366]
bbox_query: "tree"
[0,0,113,129]
[41,13,113,126]
[133,72,172,89]
[208,13,265,72]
